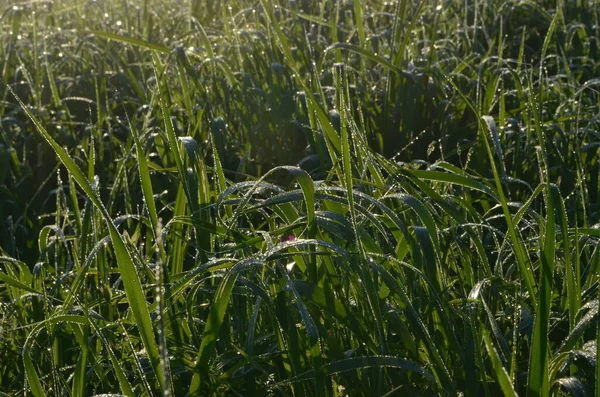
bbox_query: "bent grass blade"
[9,87,166,392]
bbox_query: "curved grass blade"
[383,193,440,255]
[557,301,598,355]
[9,87,165,391]
[408,169,498,200]
[552,377,586,397]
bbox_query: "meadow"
[1,0,600,395]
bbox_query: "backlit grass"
[2,0,600,396]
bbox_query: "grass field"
[2,0,600,395]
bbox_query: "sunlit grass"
[2,0,600,395]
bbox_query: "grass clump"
[2,0,600,395]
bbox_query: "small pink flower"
[280,234,295,242]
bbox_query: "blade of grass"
[483,329,518,397]
[9,87,165,392]
[188,258,255,393]
[23,352,45,397]
[445,77,537,305]
[91,30,170,53]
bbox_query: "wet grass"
[2,0,600,395]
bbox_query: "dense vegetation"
[2,0,600,395]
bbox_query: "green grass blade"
[527,183,556,397]
[374,261,455,394]
[71,323,89,397]
[445,78,537,304]
[483,329,518,397]
[130,122,160,242]
[23,352,46,397]
[324,356,434,380]
[408,169,498,200]
[88,316,137,396]
[9,87,165,391]
[189,259,249,394]
[325,43,405,75]
[91,30,170,53]
[383,193,440,253]
[0,268,38,293]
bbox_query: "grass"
[2,0,600,395]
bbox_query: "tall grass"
[2,0,600,395]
